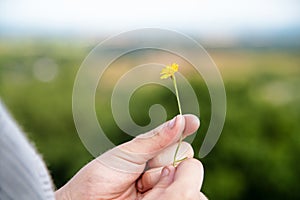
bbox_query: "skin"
[55,114,207,200]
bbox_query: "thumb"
[120,114,185,160]
[98,114,199,173]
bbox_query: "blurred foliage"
[0,39,300,199]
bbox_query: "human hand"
[55,114,207,200]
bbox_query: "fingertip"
[177,158,204,174]
[154,114,185,148]
[174,158,204,190]
[147,142,194,168]
[183,114,200,136]
[176,142,194,161]
[169,114,185,131]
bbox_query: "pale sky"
[0,0,299,36]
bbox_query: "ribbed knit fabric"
[0,101,55,200]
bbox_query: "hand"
[55,114,207,200]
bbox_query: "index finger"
[119,114,199,164]
[99,115,199,173]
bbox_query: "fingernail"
[161,167,170,177]
[167,115,177,129]
[137,180,143,191]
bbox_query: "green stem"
[172,75,183,166]
[172,75,182,115]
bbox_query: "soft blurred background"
[1,0,300,199]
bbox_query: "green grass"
[0,40,299,199]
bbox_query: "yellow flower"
[160,63,179,79]
[160,62,184,166]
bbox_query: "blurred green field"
[0,40,300,200]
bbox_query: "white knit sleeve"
[0,101,55,200]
